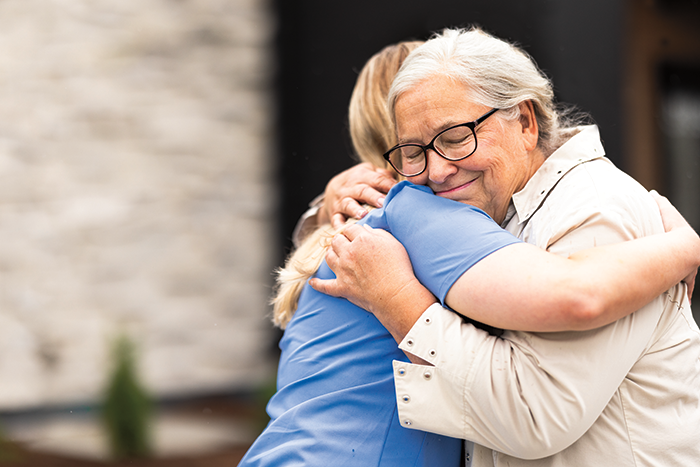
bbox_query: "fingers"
[339,223,366,242]
[336,197,369,221]
[685,270,697,303]
[651,190,691,232]
[324,228,353,271]
[323,225,372,277]
[330,212,348,230]
[324,238,339,270]
[376,173,398,196]
[357,171,395,208]
[377,166,396,178]
[311,229,356,297]
[323,163,397,225]
[650,190,671,211]
[309,278,340,297]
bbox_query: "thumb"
[309,278,340,297]
[330,213,346,230]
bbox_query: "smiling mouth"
[434,177,478,196]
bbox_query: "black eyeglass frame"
[383,108,499,177]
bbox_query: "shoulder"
[558,158,661,229]
[528,158,663,253]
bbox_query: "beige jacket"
[393,126,700,466]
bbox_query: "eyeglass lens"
[387,125,477,176]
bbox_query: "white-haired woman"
[313,27,700,466]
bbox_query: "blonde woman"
[241,42,461,467]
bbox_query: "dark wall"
[273,0,624,255]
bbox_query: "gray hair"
[388,27,585,155]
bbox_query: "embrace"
[241,28,700,467]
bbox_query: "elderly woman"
[313,28,700,466]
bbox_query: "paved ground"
[0,395,264,465]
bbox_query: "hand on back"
[651,190,699,301]
[319,163,397,229]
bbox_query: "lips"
[433,177,478,196]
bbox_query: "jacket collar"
[508,125,606,226]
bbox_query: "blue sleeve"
[362,181,521,305]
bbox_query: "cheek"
[407,172,429,186]
[479,158,514,195]
[458,151,501,176]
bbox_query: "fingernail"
[357,208,368,218]
[377,197,385,207]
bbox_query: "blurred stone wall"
[0,0,277,409]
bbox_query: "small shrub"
[101,334,153,460]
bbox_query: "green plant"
[101,334,153,460]
[0,426,21,463]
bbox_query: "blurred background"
[0,0,696,463]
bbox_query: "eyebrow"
[397,119,462,145]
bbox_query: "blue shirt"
[239,182,521,467]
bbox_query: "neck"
[493,148,546,225]
[526,147,547,180]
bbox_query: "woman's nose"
[425,149,458,185]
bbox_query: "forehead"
[394,75,483,137]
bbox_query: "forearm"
[371,278,437,364]
[564,225,700,329]
[446,226,699,332]
[445,244,589,331]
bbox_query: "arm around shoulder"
[445,213,700,332]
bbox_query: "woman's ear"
[518,100,539,151]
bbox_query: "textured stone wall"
[0,0,277,409]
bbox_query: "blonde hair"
[272,42,423,328]
[271,224,335,329]
[272,213,373,329]
[348,41,423,167]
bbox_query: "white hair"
[388,27,585,155]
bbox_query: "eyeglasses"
[383,108,499,177]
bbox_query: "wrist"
[675,226,700,266]
[373,278,437,343]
